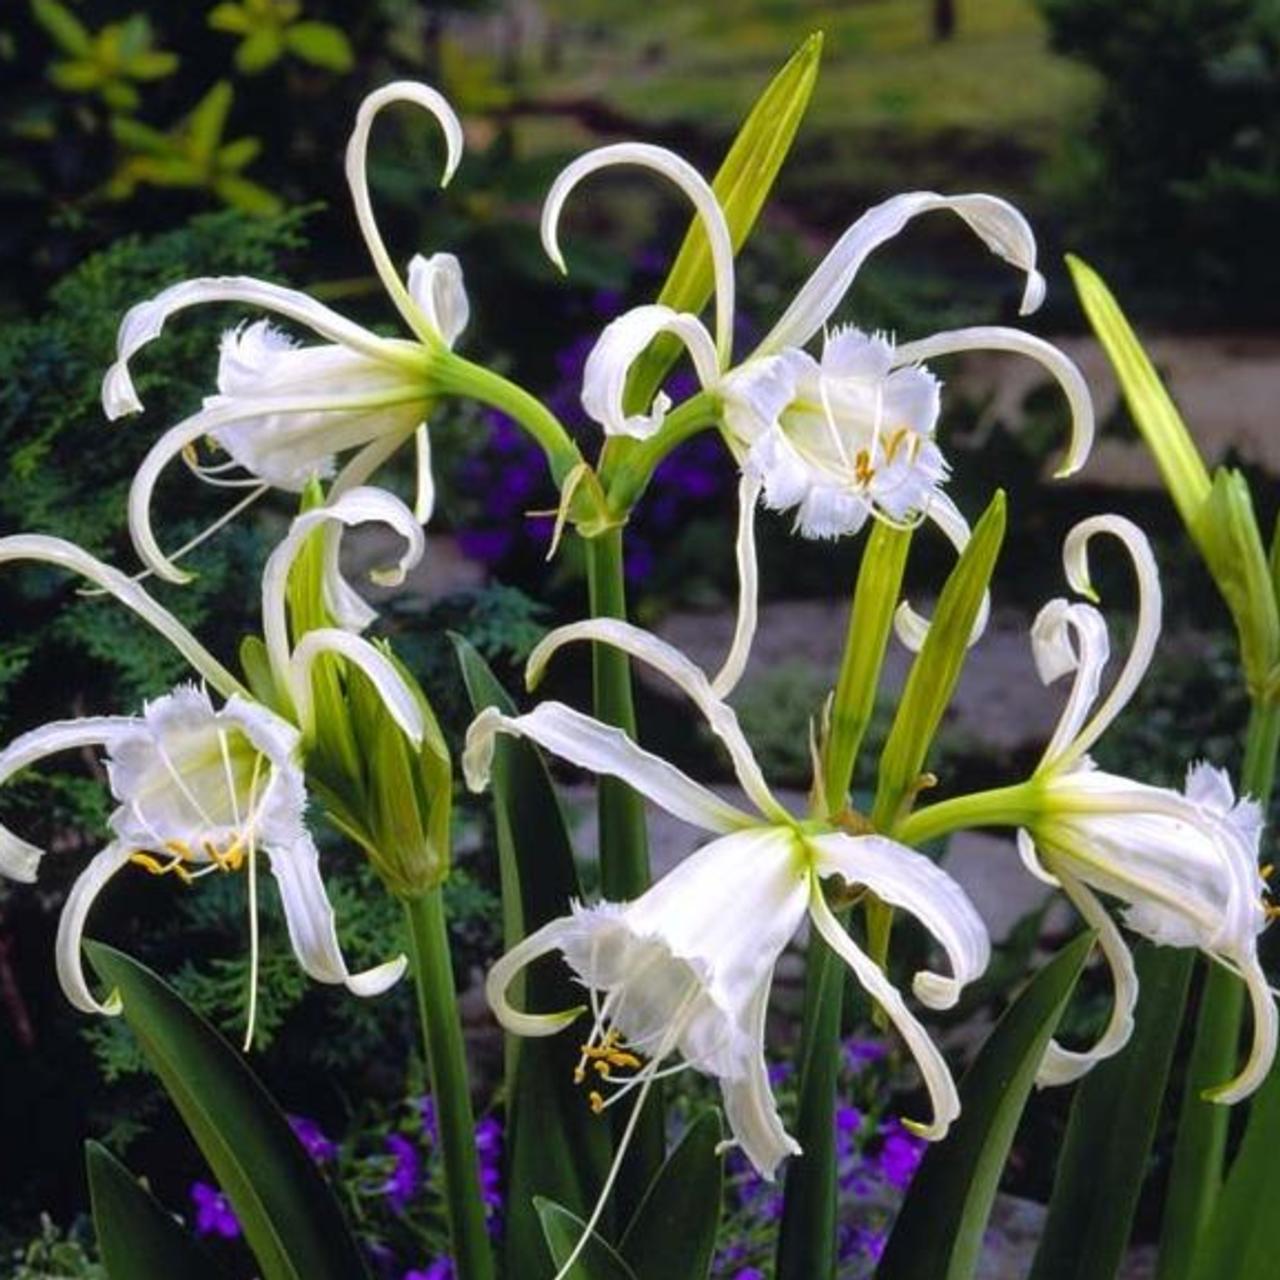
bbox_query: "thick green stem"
[1157,696,1280,1280]
[582,526,663,1219]
[895,782,1042,848]
[403,890,495,1280]
[602,392,719,515]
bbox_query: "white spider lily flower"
[0,488,428,1030]
[1016,515,1274,1100]
[544,144,1093,671]
[464,619,988,1200]
[102,82,468,585]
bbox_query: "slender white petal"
[581,305,720,439]
[485,915,587,1037]
[0,535,247,699]
[345,82,464,344]
[0,717,136,881]
[1031,600,1111,764]
[1036,869,1138,1087]
[720,980,802,1180]
[1054,516,1162,766]
[895,327,1094,477]
[268,832,407,995]
[808,832,991,1009]
[807,879,960,1140]
[463,703,754,834]
[759,192,1045,358]
[893,490,991,652]
[710,476,761,698]
[260,487,424,706]
[103,276,400,419]
[542,143,735,366]
[526,618,789,824]
[406,252,469,347]
[1017,828,1062,888]
[55,843,133,1015]
[290,628,425,746]
[413,423,435,523]
[1207,953,1278,1104]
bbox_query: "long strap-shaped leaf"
[878,930,1095,1280]
[454,636,612,1277]
[87,1140,222,1280]
[1029,945,1193,1280]
[86,941,371,1280]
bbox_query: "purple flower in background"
[289,1114,337,1163]
[853,1225,888,1262]
[766,1059,793,1088]
[474,1114,504,1228]
[844,1037,888,1070]
[404,1262,454,1280]
[384,1133,422,1211]
[419,1096,439,1145]
[732,1269,766,1280]
[876,1119,926,1191]
[191,1181,240,1239]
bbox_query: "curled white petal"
[0,718,136,882]
[463,703,754,834]
[1207,953,1278,1104]
[1032,600,1111,765]
[345,82,464,343]
[758,191,1046,358]
[1016,828,1062,888]
[893,491,991,653]
[0,535,247,699]
[710,476,762,699]
[894,326,1094,477]
[581,305,720,439]
[103,276,397,419]
[484,915,586,1038]
[807,879,960,1141]
[55,843,133,1015]
[809,831,991,1010]
[1055,515,1162,766]
[269,832,407,995]
[290,628,424,746]
[526,618,788,824]
[1036,870,1138,1087]
[542,143,735,366]
[406,252,469,348]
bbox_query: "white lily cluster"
[0,486,426,1033]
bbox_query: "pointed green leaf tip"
[623,31,824,415]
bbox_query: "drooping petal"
[580,305,720,439]
[289,628,425,746]
[542,143,736,366]
[710,475,761,699]
[54,843,134,1014]
[1016,828,1062,888]
[0,717,137,881]
[757,191,1046,358]
[894,326,1094,477]
[344,82,464,345]
[808,831,990,1009]
[406,252,469,347]
[525,618,789,824]
[893,490,991,652]
[260,486,424,706]
[484,915,588,1037]
[269,832,407,995]
[1205,952,1278,1104]
[103,276,400,419]
[807,878,960,1140]
[0,536,247,700]
[1031,599,1111,766]
[1036,869,1138,1087]
[1054,515,1162,766]
[463,703,754,834]
[720,979,802,1180]
[413,423,435,523]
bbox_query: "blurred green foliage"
[207,0,353,76]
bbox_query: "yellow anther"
[854,449,874,487]
[588,1091,604,1115]
[165,839,194,860]
[130,852,168,876]
[607,1050,642,1071]
[573,1064,586,1085]
[1261,864,1274,880]
[593,1060,610,1077]
[883,427,909,462]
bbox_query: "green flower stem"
[403,889,495,1280]
[582,525,664,1218]
[602,392,719,515]
[895,782,1043,848]
[432,354,584,486]
[1157,694,1280,1280]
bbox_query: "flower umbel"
[102,82,470,585]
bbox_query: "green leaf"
[284,21,354,72]
[86,1140,221,1280]
[208,2,252,35]
[619,1110,724,1280]
[31,0,92,56]
[873,490,1006,830]
[454,637,611,1278]
[215,173,283,217]
[622,31,823,415]
[85,942,372,1280]
[536,1198,638,1280]
[236,28,284,74]
[1029,946,1193,1280]
[188,82,233,160]
[878,929,1095,1280]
